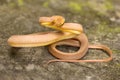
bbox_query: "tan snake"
[8,15,112,64]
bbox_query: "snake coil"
[8,15,113,64]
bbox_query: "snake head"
[39,15,65,28]
[39,16,82,34]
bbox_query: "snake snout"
[39,17,53,25]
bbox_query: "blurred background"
[0,0,120,80]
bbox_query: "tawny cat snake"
[8,16,112,64]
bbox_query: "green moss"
[69,1,82,12]
[8,0,24,7]
[116,64,120,67]
[86,0,114,15]
[43,1,49,8]
[105,0,114,10]
[9,2,16,7]
[112,49,120,53]
[97,22,120,34]
[17,0,24,6]
[87,22,120,38]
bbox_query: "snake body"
[8,15,112,64]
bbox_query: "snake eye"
[51,16,65,26]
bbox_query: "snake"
[8,15,113,64]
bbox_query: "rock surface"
[0,0,120,80]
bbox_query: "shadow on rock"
[9,47,22,58]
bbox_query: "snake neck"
[41,24,81,35]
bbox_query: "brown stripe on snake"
[8,15,113,64]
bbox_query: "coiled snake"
[8,16,112,64]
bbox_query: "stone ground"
[0,0,120,80]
